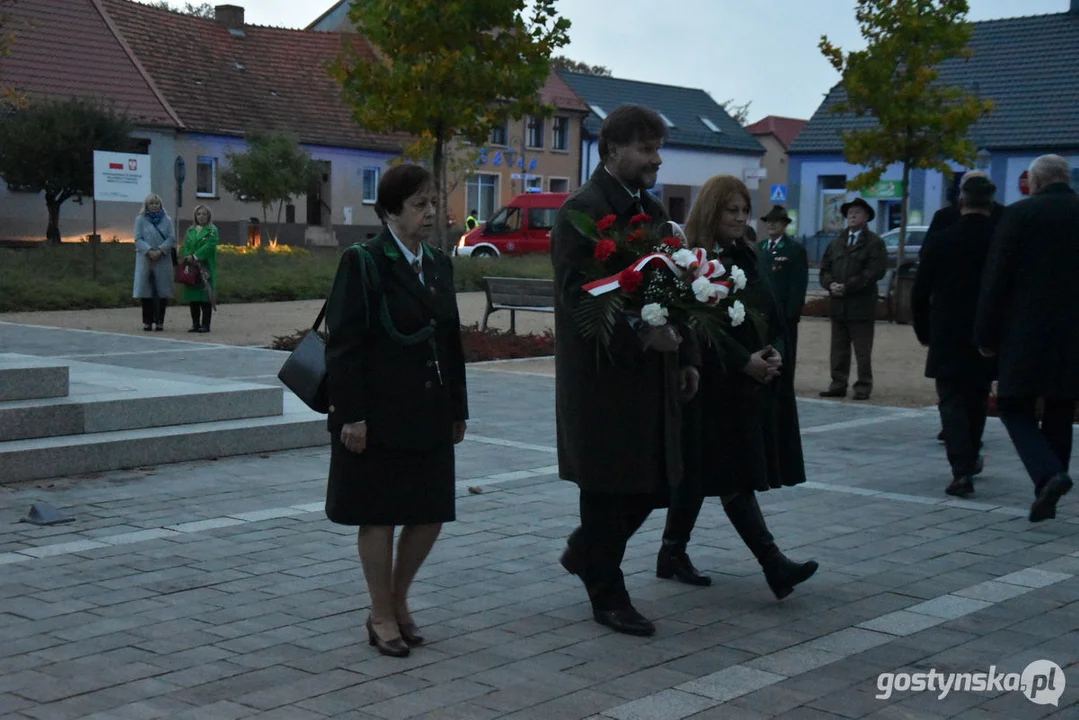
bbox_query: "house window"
[196,156,217,197]
[362,167,380,204]
[552,116,569,151]
[466,173,499,221]
[526,176,542,192]
[489,122,508,146]
[527,116,544,149]
[548,177,569,193]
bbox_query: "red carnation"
[596,214,617,233]
[619,268,644,293]
[629,212,651,225]
[627,228,645,242]
[594,239,617,261]
[662,236,682,250]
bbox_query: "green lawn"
[0,243,554,312]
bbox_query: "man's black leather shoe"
[1030,473,1073,522]
[656,546,712,586]
[945,476,974,498]
[819,388,846,398]
[592,606,655,636]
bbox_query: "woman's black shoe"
[656,545,712,586]
[154,325,164,332]
[366,617,410,657]
[762,550,819,600]
[398,622,424,647]
[197,327,210,333]
[143,324,153,332]
[188,326,200,333]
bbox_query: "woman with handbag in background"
[132,193,175,332]
[324,163,468,658]
[179,204,219,333]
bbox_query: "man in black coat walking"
[552,105,700,636]
[912,176,997,498]
[975,155,1079,522]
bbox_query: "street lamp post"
[503,148,517,196]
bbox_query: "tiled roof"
[557,71,764,155]
[744,116,807,150]
[0,0,181,127]
[99,0,407,152]
[540,71,589,114]
[790,11,1079,154]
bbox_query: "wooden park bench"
[480,277,555,333]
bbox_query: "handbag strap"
[313,244,379,333]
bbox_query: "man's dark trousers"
[936,377,990,478]
[829,319,874,395]
[998,397,1077,490]
[569,491,659,611]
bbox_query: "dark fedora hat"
[840,197,876,222]
[760,205,792,224]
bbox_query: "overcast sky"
[148,0,1066,122]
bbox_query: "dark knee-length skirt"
[325,435,456,526]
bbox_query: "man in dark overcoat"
[975,154,1079,522]
[912,176,997,498]
[818,197,887,400]
[921,170,1005,443]
[553,105,700,636]
[759,205,808,377]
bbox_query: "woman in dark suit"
[324,164,468,657]
[659,174,817,599]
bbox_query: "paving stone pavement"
[1,322,1078,719]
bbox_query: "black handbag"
[278,302,330,413]
[277,244,379,414]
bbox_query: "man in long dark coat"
[759,205,808,376]
[912,176,997,498]
[553,105,700,636]
[921,170,1004,444]
[818,198,887,400]
[976,155,1079,522]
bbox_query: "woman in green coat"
[179,204,219,333]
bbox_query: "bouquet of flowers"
[569,210,751,352]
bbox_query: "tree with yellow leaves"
[820,0,993,268]
[331,0,570,250]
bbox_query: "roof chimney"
[215,5,244,30]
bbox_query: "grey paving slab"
[2,324,1079,718]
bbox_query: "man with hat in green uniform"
[818,197,887,400]
[759,205,808,376]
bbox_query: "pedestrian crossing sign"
[770,184,787,203]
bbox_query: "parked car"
[454,192,568,258]
[880,225,929,267]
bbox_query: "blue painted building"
[788,6,1079,245]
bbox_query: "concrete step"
[0,355,69,401]
[0,384,283,441]
[0,395,328,484]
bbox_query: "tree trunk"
[273,200,285,249]
[433,134,448,251]
[45,195,62,245]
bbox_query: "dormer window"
[700,117,722,133]
[588,104,606,119]
[658,112,675,128]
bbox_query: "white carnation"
[671,248,697,269]
[730,265,747,292]
[641,302,669,327]
[728,300,746,327]
[691,276,717,303]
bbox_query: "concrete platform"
[0,393,325,483]
[0,354,69,401]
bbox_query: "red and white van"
[454,192,568,257]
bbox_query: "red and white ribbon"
[583,252,679,296]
